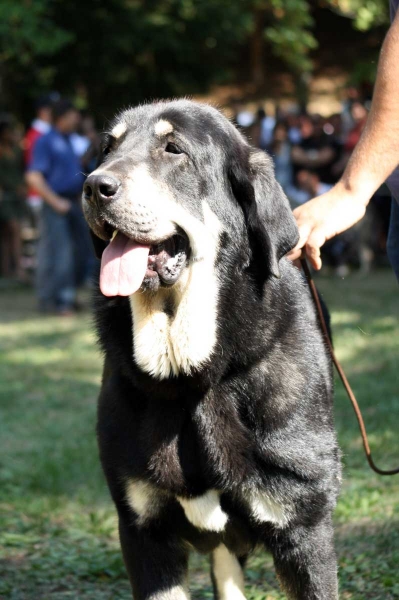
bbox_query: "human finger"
[304,229,326,270]
[286,247,302,261]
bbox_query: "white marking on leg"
[111,121,127,139]
[246,489,290,527]
[125,479,164,526]
[177,490,228,532]
[149,585,190,599]
[213,545,246,600]
[154,119,174,136]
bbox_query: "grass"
[0,270,398,599]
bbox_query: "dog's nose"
[83,174,121,205]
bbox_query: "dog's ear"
[90,230,108,259]
[228,148,299,279]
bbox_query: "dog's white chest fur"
[177,490,228,532]
[129,202,220,379]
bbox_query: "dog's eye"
[103,146,112,157]
[165,142,183,155]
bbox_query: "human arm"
[25,171,71,214]
[288,10,399,269]
[25,135,71,214]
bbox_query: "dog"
[83,100,341,600]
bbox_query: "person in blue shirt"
[288,2,399,282]
[26,99,89,314]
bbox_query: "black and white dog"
[83,100,341,600]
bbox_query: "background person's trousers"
[36,201,93,309]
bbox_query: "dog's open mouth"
[99,227,190,297]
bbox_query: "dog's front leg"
[268,515,338,600]
[118,515,190,600]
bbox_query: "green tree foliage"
[326,0,388,30]
[0,0,72,64]
[264,0,317,72]
[0,0,389,122]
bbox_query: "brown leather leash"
[300,253,399,476]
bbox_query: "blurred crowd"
[0,93,100,315]
[0,88,392,314]
[234,88,391,275]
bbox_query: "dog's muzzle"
[83,174,190,297]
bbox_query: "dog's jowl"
[83,100,341,600]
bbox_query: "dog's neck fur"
[127,200,228,380]
[129,248,220,381]
[128,264,280,382]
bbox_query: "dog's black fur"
[84,100,341,599]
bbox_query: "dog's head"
[83,100,298,297]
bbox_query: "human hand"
[52,197,72,215]
[287,184,368,270]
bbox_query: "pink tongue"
[100,232,150,297]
